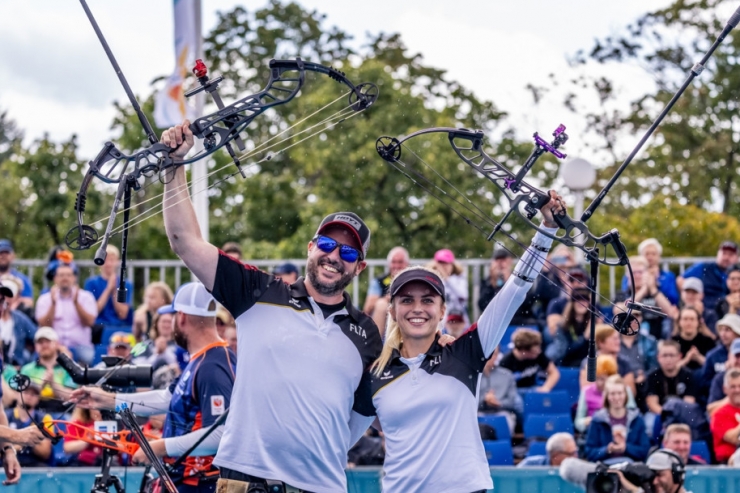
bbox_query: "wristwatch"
[2,445,16,455]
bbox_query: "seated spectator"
[0,239,35,310]
[700,314,740,400]
[430,248,469,326]
[661,423,706,465]
[621,239,680,305]
[224,326,237,355]
[348,429,385,467]
[221,242,242,261]
[9,327,77,413]
[620,256,678,340]
[478,348,523,435]
[679,277,709,325]
[83,245,133,335]
[613,298,658,388]
[142,414,165,439]
[545,289,592,367]
[364,246,408,313]
[710,367,740,463]
[442,310,468,339]
[215,306,234,339]
[94,332,138,393]
[479,248,538,326]
[716,266,740,320]
[646,340,696,427]
[707,337,740,416]
[5,384,52,467]
[35,262,98,364]
[517,432,578,467]
[671,306,716,372]
[63,407,104,467]
[133,281,173,341]
[546,267,599,338]
[575,355,619,432]
[499,328,559,391]
[273,262,299,285]
[680,240,739,330]
[584,375,650,463]
[532,245,577,325]
[135,308,177,372]
[579,324,636,397]
[0,276,36,366]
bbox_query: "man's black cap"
[315,212,371,258]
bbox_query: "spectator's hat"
[492,247,513,260]
[273,262,299,276]
[646,449,684,472]
[0,239,13,253]
[434,249,455,264]
[109,331,134,349]
[0,280,17,298]
[682,277,703,294]
[720,241,739,253]
[390,268,446,300]
[315,212,371,259]
[22,383,41,395]
[446,309,465,323]
[215,306,233,326]
[719,314,740,337]
[34,326,59,342]
[168,282,217,317]
[731,338,740,356]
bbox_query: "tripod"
[90,410,125,493]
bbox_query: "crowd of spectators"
[3,235,740,471]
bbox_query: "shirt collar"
[391,332,443,362]
[289,277,365,323]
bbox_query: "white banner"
[154,0,198,128]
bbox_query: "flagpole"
[191,0,209,243]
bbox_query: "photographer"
[615,449,690,493]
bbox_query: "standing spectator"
[622,256,678,340]
[621,239,679,305]
[0,277,36,366]
[0,240,34,309]
[584,375,650,463]
[499,328,560,391]
[272,263,299,285]
[710,367,740,463]
[83,245,133,336]
[478,348,522,435]
[35,262,97,364]
[221,242,242,261]
[699,314,740,398]
[681,241,739,330]
[479,248,538,326]
[671,306,716,372]
[363,246,409,315]
[579,324,636,397]
[662,423,706,465]
[646,340,696,420]
[132,281,173,342]
[716,266,740,320]
[707,338,740,416]
[5,384,52,467]
[431,248,469,326]
[575,355,619,432]
[517,432,578,467]
[12,328,76,413]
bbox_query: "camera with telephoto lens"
[56,351,152,388]
[587,462,657,493]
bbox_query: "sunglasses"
[313,235,363,263]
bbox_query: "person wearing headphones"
[355,191,566,493]
[616,449,689,493]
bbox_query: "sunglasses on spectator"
[312,235,363,263]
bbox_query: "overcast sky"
[1,0,679,165]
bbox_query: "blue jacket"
[6,311,37,366]
[699,344,727,399]
[621,270,679,305]
[584,408,650,462]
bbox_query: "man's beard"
[306,256,355,297]
[173,316,188,350]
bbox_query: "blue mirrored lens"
[315,236,360,262]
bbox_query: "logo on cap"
[332,214,362,230]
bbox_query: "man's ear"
[307,240,314,257]
[355,260,367,276]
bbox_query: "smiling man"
[158,121,382,493]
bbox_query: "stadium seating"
[482,440,514,466]
[552,367,581,406]
[691,441,711,464]
[523,414,573,439]
[526,440,547,457]
[478,414,512,441]
[523,390,571,416]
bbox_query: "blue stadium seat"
[553,367,581,406]
[527,440,547,457]
[478,414,511,441]
[523,414,573,439]
[482,440,514,466]
[523,390,571,416]
[690,441,711,464]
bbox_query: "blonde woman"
[355,191,565,493]
[132,281,173,341]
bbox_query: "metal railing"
[12,256,714,319]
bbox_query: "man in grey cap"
[614,449,689,493]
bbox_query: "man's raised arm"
[161,120,219,290]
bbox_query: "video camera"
[56,351,152,388]
[587,462,656,493]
